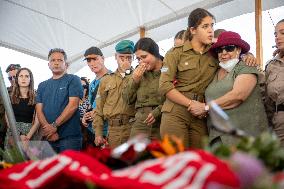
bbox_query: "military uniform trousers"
[272,109,284,147]
[107,115,133,148]
[160,95,207,148]
[130,107,161,140]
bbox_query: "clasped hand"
[187,100,207,119]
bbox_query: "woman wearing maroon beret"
[198,31,268,145]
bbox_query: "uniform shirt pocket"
[161,99,174,113]
[104,83,117,92]
[178,61,197,71]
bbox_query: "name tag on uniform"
[161,66,168,73]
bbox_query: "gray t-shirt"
[205,61,268,145]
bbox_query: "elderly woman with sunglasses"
[190,31,268,145]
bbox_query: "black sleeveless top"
[12,98,35,123]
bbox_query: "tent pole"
[140,27,145,38]
[0,67,27,160]
[255,0,263,69]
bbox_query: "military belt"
[108,115,134,127]
[181,91,204,102]
[275,104,284,112]
[137,106,157,113]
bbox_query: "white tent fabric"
[0,0,283,73]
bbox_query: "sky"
[0,6,283,89]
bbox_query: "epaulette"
[168,44,184,52]
[265,58,277,71]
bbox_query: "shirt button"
[185,62,188,65]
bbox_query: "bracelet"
[187,99,192,107]
[204,104,210,112]
[52,121,59,129]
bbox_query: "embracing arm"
[214,74,257,109]
[165,89,192,108]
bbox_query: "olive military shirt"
[265,55,284,125]
[122,71,165,119]
[159,41,218,97]
[93,70,135,136]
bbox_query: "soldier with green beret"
[93,40,136,148]
[122,37,164,140]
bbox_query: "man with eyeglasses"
[81,46,110,147]
[36,48,83,153]
[5,64,21,92]
[93,40,136,148]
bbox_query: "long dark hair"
[80,77,89,98]
[185,8,215,41]
[134,37,163,60]
[11,68,36,105]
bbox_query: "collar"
[182,41,211,54]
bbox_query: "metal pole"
[140,27,145,38]
[0,67,27,160]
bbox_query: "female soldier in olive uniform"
[122,38,164,140]
[265,19,284,146]
[159,8,218,148]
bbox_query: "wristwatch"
[204,104,210,112]
[52,121,59,129]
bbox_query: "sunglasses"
[8,76,16,81]
[215,45,236,54]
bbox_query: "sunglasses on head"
[8,76,16,81]
[215,45,236,54]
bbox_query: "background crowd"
[0,8,283,154]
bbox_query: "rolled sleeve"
[159,51,178,96]
[122,77,139,105]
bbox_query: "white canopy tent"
[0,0,283,74]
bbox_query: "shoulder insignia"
[161,66,169,73]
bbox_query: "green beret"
[115,40,134,54]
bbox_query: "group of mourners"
[0,8,284,154]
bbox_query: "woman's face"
[191,16,214,45]
[135,50,158,71]
[216,45,241,62]
[17,70,30,87]
[275,22,284,51]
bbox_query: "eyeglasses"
[8,76,16,81]
[215,45,236,54]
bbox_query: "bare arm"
[35,103,49,126]
[166,88,192,108]
[26,114,40,139]
[214,74,257,109]
[54,96,80,127]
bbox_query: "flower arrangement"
[1,133,284,189]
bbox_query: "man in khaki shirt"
[93,40,136,148]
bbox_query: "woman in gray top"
[190,31,268,145]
